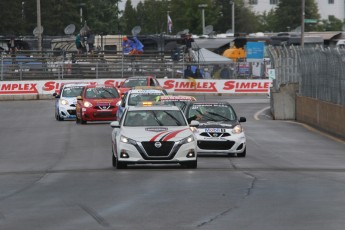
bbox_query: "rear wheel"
[182,160,197,169]
[237,147,246,157]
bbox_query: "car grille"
[141,141,175,157]
[197,140,235,150]
[199,132,231,137]
[68,109,76,115]
[94,103,115,110]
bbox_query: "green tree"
[121,0,138,35]
[273,0,320,32]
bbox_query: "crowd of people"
[75,31,95,54]
[183,64,232,79]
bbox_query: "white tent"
[192,48,232,64]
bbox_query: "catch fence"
[267,45,345,106]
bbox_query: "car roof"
[84,84,115,88]
[62,83,88,88]
[128,104,180,111]
[127,76,156,79]
[128,89,164,94]
[157,95,196,101]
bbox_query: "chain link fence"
[267,46,345,106]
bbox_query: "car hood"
[121,126,193,142]
[198,121,239,129]
[86,98,120,104]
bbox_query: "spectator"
[203,68,211,79]
[75,33,83,54]
[122,36,134,55]
[194,68,203,79]
[87,31,95,54]
[130,36,144,55]
[184,65,194,78]
[184,34,194,62]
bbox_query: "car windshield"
[128,93,164,106]
[124,110,187,126]
[62,86,84,97]
[121,79,147,88]
[187,104,237,122]
[162,101,188,110]
[85,87,119,99]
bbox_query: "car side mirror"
[77,96,83,100]
[189,120,199,127]
[110,121,120,128]
[239,117,246,122]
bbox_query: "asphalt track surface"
[0,95,345,230]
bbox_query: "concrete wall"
[296,95,345,139]
[270,83,299,120]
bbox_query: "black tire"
[56,111,64,121]
[76,115,80,124]
[237,147,246,157]
[80,110,87,124]
[112,148,116,168]
[116,157,127,169]
[182,160,197,169]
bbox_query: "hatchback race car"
[118,76,161,95]
[184,101,247,157]
[110,104,199,169]
[53,83,88,121]
[116,88,167,121]
[76,84,121,124]
[156,95,196,110]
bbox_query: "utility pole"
[198,4,208,35]
[230,0,235,35]
[36,0,42,51]
[301,0,305,48]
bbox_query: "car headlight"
[232,125,243,134]
[120,135,137,145]
[180,135,194,145]
[60,99,69,105]
[83,101,93,108]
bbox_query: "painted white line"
[254,106,271,120]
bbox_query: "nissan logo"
[154,142,162,148]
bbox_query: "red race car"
[118,76,161,95]
[76,84,121,124]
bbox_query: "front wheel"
[116,157,127,169]
[182,160,197,169]
[237,147,246,157]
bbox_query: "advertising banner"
[0,78,272,96]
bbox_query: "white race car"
[53,83,88,121]
[110,104,199,169]
[184,101,247,157]
[116,88,166,121]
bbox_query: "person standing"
[87,31,95,54]
[184,65,194,78]
[75,33,82,54]
[184,34,194,62]
[122,36,134,55]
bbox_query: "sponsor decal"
[146,128,168,132]
[223,80,270,93]
[163,80,218,93]
[0,83,38,94]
